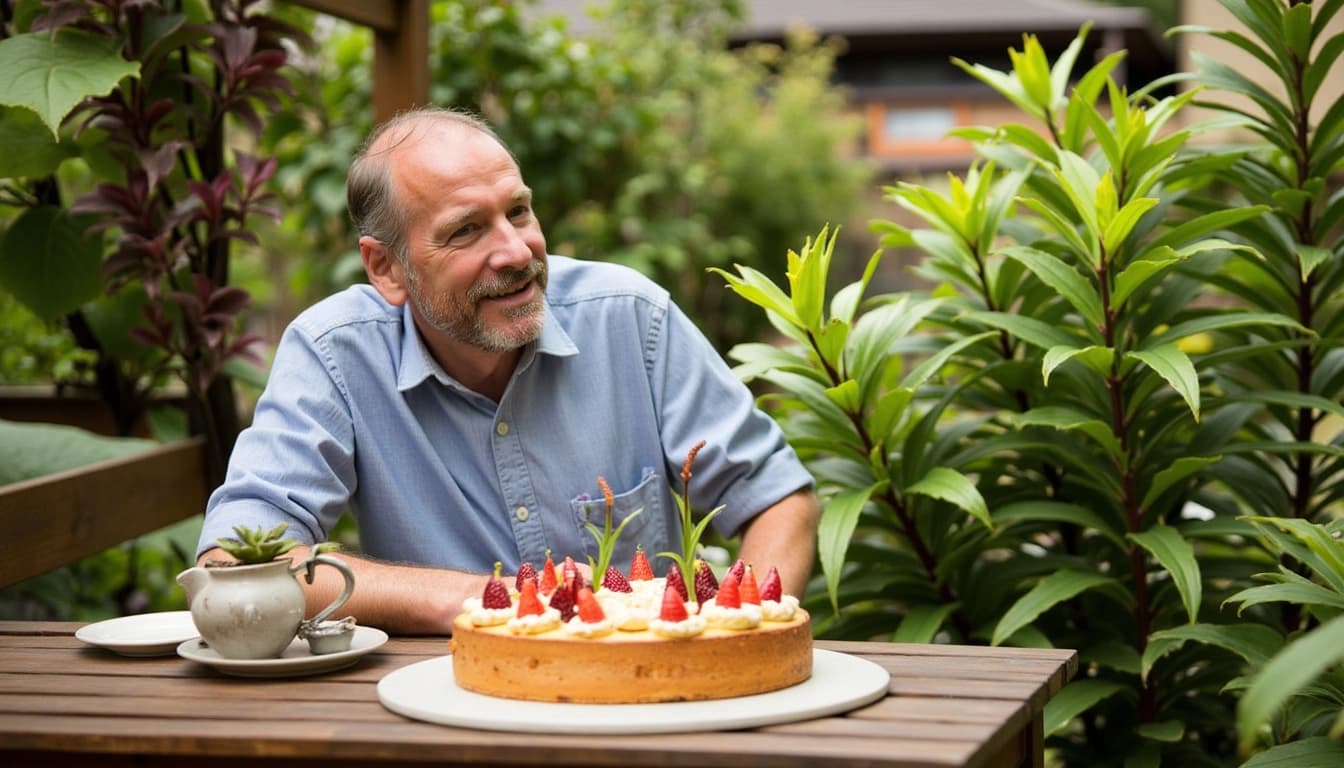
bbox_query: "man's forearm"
[737,487,820,598]
[195,546,490,635]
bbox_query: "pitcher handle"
[293,554,356,626]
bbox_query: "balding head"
[347,107,513,266]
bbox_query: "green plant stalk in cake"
[659,439,724,600]
[584,476,643,592]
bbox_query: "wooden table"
[0,620,1076,767]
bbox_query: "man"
[196,107,818,634]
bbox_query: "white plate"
[176,625,388,678]
[76,611,200,657]
[377,648,890,734]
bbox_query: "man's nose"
[487,219,535,269]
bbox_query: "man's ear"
[360,235,409,306]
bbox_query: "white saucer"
[377,649,890,734]
[176,625,388,677]
[76,611,200,657]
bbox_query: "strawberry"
[562,555,581,588]
[726,558,746,584]
[603,566,633,593]
[540,550,559,595]
[716,572,742,609]
[740,565,761,605]
[482,562,511,609]
[516,578,545,617]
[550,577,577,621]
[515,561,538,592]
[665,562,689,601]
[576,586,606,623]
[629,546,654,581]
[693,559,719,603]
[658,582,689,622]
[759,566,783,602]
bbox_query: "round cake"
[448,559,813,704]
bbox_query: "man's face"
[390,124,549,354]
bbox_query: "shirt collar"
[395,300,578,393]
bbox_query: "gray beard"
[407,259,547,352]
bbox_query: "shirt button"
[495,421,509,436]
[515,506,529,522]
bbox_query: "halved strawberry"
[603,566,633,593]
[693,559,719,603]
[540,550,559,595]
[482,562,511,609]
[759,565,783,602]
[666,562,689,601]
[575,586,606,623]
[629,546,654,581]
[515,561,538,592]
[739,564,761,605]
[550,577,577,621]
[658,582,689,622]
[516,578,545,617]
[716,572,742,609]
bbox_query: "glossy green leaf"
[0,104,79,178]
[1226,582,1344,614]
[906,467,990,530]
[1238,615,1344,754]
[1241,738,1344,768]
[1101,196,1158,257]
[1142,623,1283,683]
[1141,456,1222,509]
[1042,679,1128,736]
[992,569,1115,646]
[1136,721,1184,742]
[999,246,1104,328]
[892,603,959,643]
[1299,245,1332,281]
[0,206,102,321]
[1126,344,1200,421]
[1111,248,1181,309]
[0,30,139,138]
[818,484,882,614]
[709,265,802,326]
[962,310,1078,350]
[1128,525,1202,624]
[1013,406,1123,461]
[1043,345,1114,386]
[992,500,1124,544]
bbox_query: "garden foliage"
[715,2,1343,766]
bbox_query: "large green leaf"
[906,467,990,530]
[0,419,155,485]
[1126,344,1200,421]
[1226,581,1344,613]
[1140,455,1222,509]
[1238,615,1344,754]
[1128,525,1202,625]
[0,104,78,178]
[1013,405,1122,461]
[818,483,883,614]
[1043,679,1128,737]
[1142,623,1283,683]
[1241,738,1344,768]
[0,30,139,138]
[0,205,103,321]
[992,569,1116,646]
[999,245,1104,329]
[992,500,1124,544]
[892,602,959,643]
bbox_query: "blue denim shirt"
[198,256,813,575]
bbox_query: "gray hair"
[346,106,512,266]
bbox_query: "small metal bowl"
[299,616,357,655]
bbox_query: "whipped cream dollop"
[563,616,616,638]
[461,596,514,627]
[699,600,763,630]
[761,594,800,622]
[649,614,707,638]
[507,608,562,635]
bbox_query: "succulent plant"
[215,523,299,565]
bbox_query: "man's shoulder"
[288,284,402,341]
[545,255,669,310]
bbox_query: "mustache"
[467,259,547,302]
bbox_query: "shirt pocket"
[569,468,668,579]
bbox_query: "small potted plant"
[176,524,353,659]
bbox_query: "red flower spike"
[482,562,511,610]
[515,561,538,592]
[666,562,689,601]
[576,586,606,623]
[516,579,545,617]
[540,550,558,595]
[740,565,761,605]
[693,559,719,603]
[658,582,689,622]
[603,566,633,593]
[759,566,783,602]
[716,573,742,609]
[629,546,654,581]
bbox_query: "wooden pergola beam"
[286,0,429,125]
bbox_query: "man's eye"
[449,223,480,242]
[509,205,532,220]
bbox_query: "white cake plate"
[376,648,890,734]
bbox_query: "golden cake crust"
[449,609,812,704]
